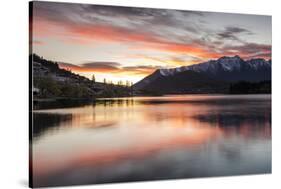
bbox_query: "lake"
[31,94,271,187]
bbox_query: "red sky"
[31,2,272,83]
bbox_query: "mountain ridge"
[158,55,271,77]
[133,56,271,94]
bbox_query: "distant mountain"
[133,56,271,94]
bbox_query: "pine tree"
[92,74,95,83]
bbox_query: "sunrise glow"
[31,2,271,83]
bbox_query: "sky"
[31,1,272,84]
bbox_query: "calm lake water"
[31,94,271,187]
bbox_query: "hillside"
[31,54,132,99]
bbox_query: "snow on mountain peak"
[217,55,243,71]
[158,56,270,77]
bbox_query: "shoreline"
[32,94,271,111]
[33,93,271,101]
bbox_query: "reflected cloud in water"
[32,94,271,187]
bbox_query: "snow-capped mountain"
[133,56,271,94]
[158,55,271,77]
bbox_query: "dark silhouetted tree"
[92,74,95,83]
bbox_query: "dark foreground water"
[31,95,271,187]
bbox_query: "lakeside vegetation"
[34,76,133,99]
[229,80,271,94]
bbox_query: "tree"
[103,78,106,84]
[35,76,61,97]
[126,80,129,87]
[92,74,95,83]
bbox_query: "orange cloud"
[70,24,223,60]
[59,62,120,73]
[32,16,220,60]
[32,12,271,64]
[59,62,160,77]
[33,40,44,45]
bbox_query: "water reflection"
[32,95,271,187]
[33,113,73,139]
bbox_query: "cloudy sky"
[31,1,271,83]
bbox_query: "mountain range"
[133,56,271,94]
